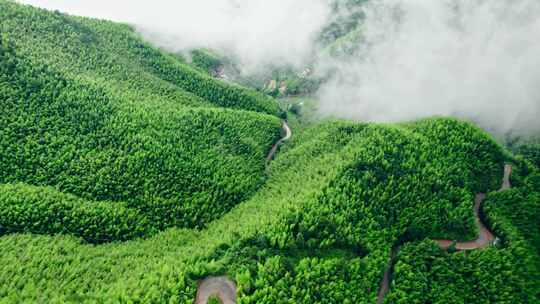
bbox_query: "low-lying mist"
[20,0,540,137]
[317,0,540,137]
[19,0,330,72]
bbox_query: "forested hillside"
[0,1,279,115]
[2,115,539,303]
[0,0,282,241]
[1,1,539,303]
[385,157,540,303]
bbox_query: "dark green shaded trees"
[385,162,540,304]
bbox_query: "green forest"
[0,1,539,303]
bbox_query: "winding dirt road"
[198,125,511,304]
[376,246,399,304]
[266,121,292,163]
[436,164,512,250]
[376,164,513,304]
[195,121,292,304]
[195,277,236,304]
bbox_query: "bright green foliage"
[0,121,369,303]
[0,184,152,242]
[0,1,538,303]
[269,118,505,256]
[385,162,540,304]
[1,117,518,303]
[0,1,282,240]
[0,1,279,115]
[237,255,369,303]
[386,240,538,304]
[405,118,508,192]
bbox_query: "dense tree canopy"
[0,0,282,240]
[0,1,539,303]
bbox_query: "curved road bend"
[377,164,513,304]
[266,121,292,163]
[196,121,292,304]
[195,276,236,304]
[436,164,512,250]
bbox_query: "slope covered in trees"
[517,140,540,169]
[0,0,282,240]
[0,1,279,115]
[3,114,539,302]
[1,1,539,303]
[385,160,540,303]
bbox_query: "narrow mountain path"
[266,121,292,163]
[436,164,512,250]
[376,164,513,304]
[196,121,292,304]
[376,246,399,304]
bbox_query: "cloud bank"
[317,0,540,136]
[20,0,331,71]
[20,0,540,136]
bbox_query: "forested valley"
[0,1,539,303]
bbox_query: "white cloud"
[317,0,540,136]
[19,0,331,72]
[19,0,540,136]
